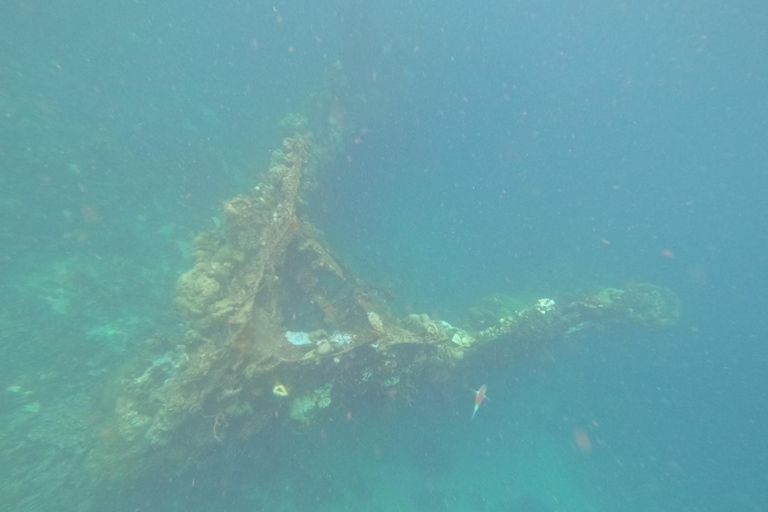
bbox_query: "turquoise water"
[1,1,767,510]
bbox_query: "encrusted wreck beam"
[464,284,680,367]
[295,283,681,400]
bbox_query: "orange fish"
[472,384,488,419]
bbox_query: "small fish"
[472,384,488,419]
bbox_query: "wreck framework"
[88,115,681,483]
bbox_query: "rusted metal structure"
[88,122,680,483]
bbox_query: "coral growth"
[367,311,385,335]
[289,384,333,422]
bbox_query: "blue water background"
[1,0,766,510]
